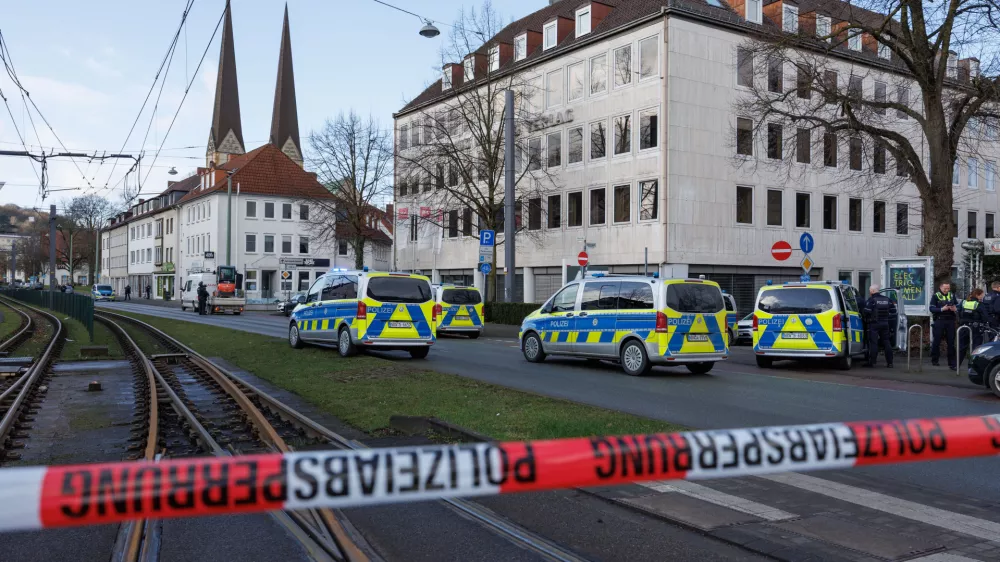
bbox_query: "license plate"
[456,314,469,319]
[687,334,709,342]
[782,332,808,339]
[389,321,412,329]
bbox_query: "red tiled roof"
[179,143,333,204]
[336,223,392,244]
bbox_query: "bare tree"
[734,0,1000,284]
[306,111,394,269]
[395,0,556,299]
[67,195,118,284]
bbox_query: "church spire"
[269,4,302,166]
[207,0,245,166]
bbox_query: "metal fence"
[0,289,93,341]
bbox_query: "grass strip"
[114,311,681,441]
[0,301,24,344]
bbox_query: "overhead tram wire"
[139,4,226,191]
[0,85,42,187]
[97,0,196,195]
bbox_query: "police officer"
[959,288,989,374]
[930,282,959,368]
[983,281,1000,327]
[864,285,896,367]
[197,282,209,315]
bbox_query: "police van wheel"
[289,324,304,349]
[522,333,546,363]
[686,362,714,375]
[338,327,357,358]
[409,347,430,359]
[181,305,186,311]
[988,363,1000,398]
[620,340,651,377]
[468,332,481,340]
[727,329,735,346]
[836,352,853,370]
[755,356,772,368]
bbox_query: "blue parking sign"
[481,263,492,274]
[480,230,495,247]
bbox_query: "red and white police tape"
[1,414,999,532]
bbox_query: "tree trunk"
[353,237,366,270]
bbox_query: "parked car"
[91,284,116,301]
[278,293,306,316]
[736,313,754,345]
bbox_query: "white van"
[180,266,245,314]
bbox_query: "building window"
[796,128,810,163]
[613,45,632,88]
[967,211,978,238]
[264,202,275,219]
[528,199,542,230]
[639,36,658,80]
[796,64,811,98]
[817,14,831,39]
[448,209,460,237]
[986,161,996,191]
[548,195,561,228]
[824,131,837,167]
[849,136,863,170]
[987,213,995,238]
[246,233,257,253]
[874,81,887,114]
[448,164,458,187]
[528,137,542,170]
[897,203,908,234]
[746,0,762,23]
[567,127,584,164]
[954,159,961,185]
[282,203,292,219]
[766,190,782,226]
[264,235,275,253]
[737,47,753,87]
[640,180,658,220]
[245,201,257,218]
[543,21,557,50]
[613,185,630,223]
[590,188,606,225]
[969,157,979,188]
[874,140,886,174]
[953,209,959,238]
[767,123,782,159]
[795,193,810,228]
[737,117,753,156]
[736,186,753,224]
[639,109,658,150]
[848,31,862,51]
[282,235,292,253]
[514,34,527,61]
[568,192,583,227]
[299,236,310,254]
[823,195,837,230]
[568,62,584,101]
[823,70,838,103]
[576,7,591,36]
[399,125,409,150]
[442,68,452,90]
[897,87,909,119]
[782,4,798,32]
[410,216,417,241]
[463,57,475,81]
[947,53,957,78]
[848,75,863,101]
[462,207,473,236]
[874,200,886,233]
[590,121,607,159]
[488,46,499,72]
[849,198,862,232]
[614,114,631,155]
[546,69,563,108]
[767,58,783,93]
[590,54,608,94]
[547,131,562,167]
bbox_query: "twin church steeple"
[207,1,302,168]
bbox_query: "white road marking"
[907,554,984,562]
[639,480,797,521]
[761,472,1000,542]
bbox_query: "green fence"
[1,289,94,341]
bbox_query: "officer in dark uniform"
[958,288,989,375]
[197,282,209,315]
[864,285,896,367]
[929,282,959,368]
[984,281,1000,327]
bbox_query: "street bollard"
[956,325,972,377]
[907,324,923,373]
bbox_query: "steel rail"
[0,297,33,353]
[97,311,361,562]
[96,311,589,562]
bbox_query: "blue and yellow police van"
[752,280,868,369]
[433,284,484,338]
[519,274,729,376]
[288,269,437,359]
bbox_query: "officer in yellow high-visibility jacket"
[959,288,988,375]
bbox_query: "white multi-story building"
[393,0,998,312]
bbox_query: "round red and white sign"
[578,252,589,267]
[771,241,792,261]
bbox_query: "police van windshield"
[96,285,112,292]
[442,289,482,305]
[757,288,833,314]
[666,284,724,313]
[367,277,432,303]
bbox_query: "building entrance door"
[261,270,275,299]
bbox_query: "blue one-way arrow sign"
[799,232,814,254]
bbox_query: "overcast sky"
[0,0,539,211]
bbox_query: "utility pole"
[10,241,16,285]
[48,205,56,300]
[503,89,515,303]
[226,170,235,266]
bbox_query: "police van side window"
[724,296,735,311]
[550,284,579,312]
[619,282,654,309]
[582,282,620,310]
[323,275,359,300]
[842,287,860,313]
[307,277,327,303]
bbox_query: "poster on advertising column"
[881,257,933,316]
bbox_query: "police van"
[519,274,729,376]
[288,269,437,359]
[722,292,738,344]
[752,281,906,370]
[433,284,484,338]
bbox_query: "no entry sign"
[771,241,792,261]
[578,252,589,267]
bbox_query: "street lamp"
[419,19,440,38]
[168,167,178,176]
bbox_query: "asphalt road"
[99,302,1000,505]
